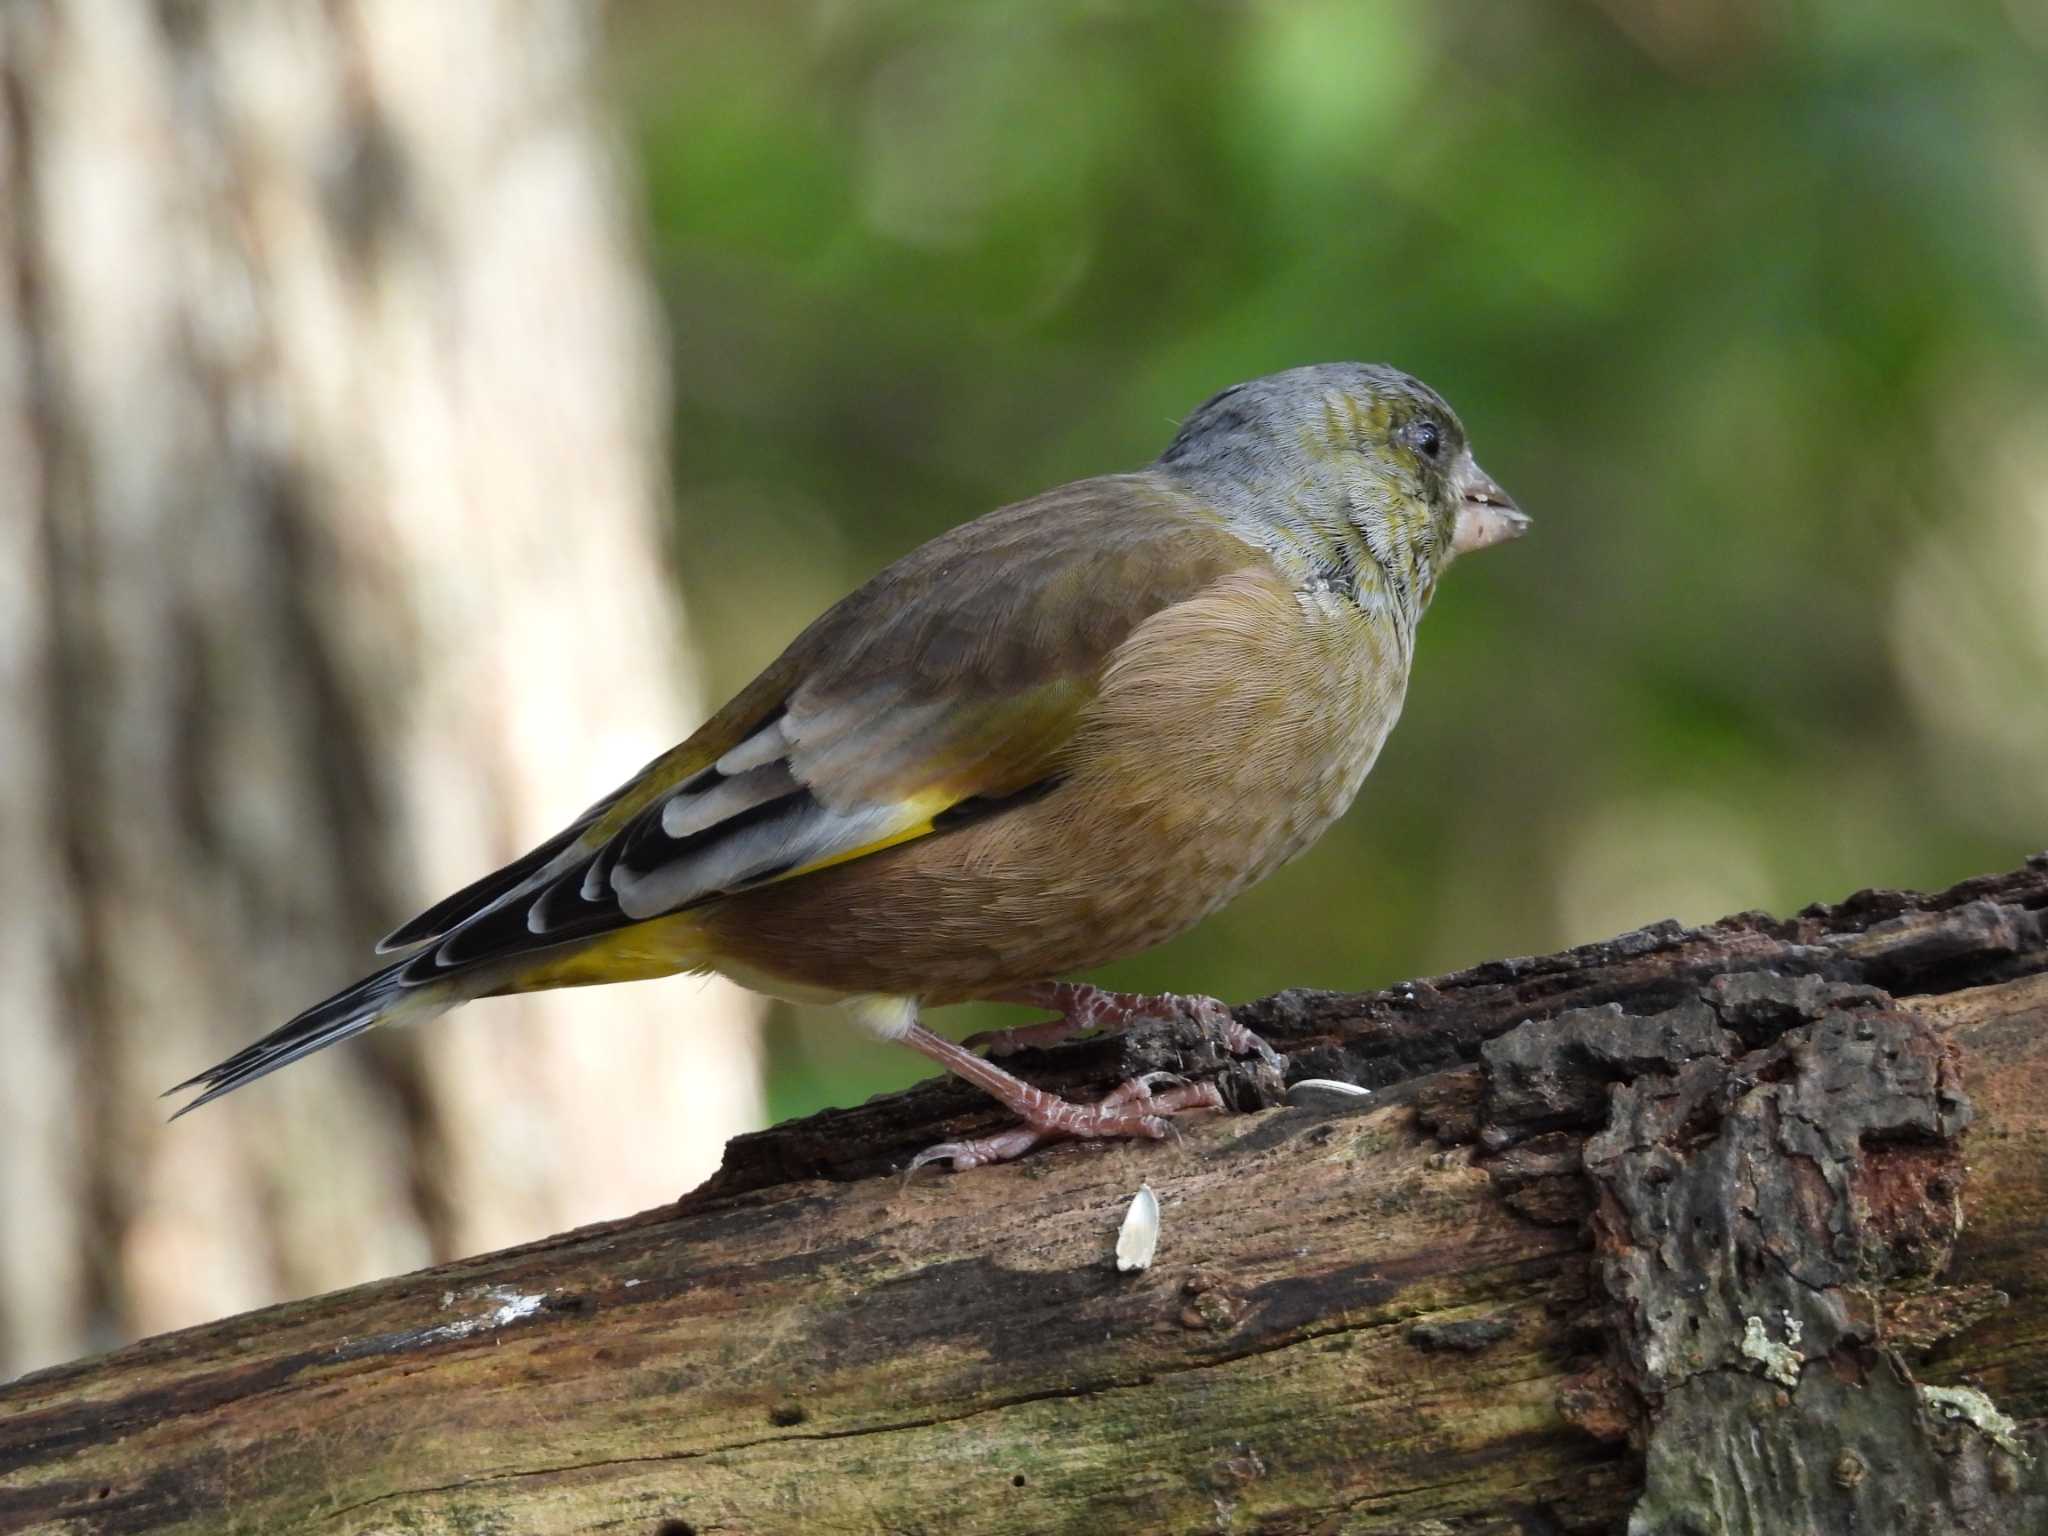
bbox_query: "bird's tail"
[167,909,717,1117]
[165,958,461,1119]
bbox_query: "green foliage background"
[603,0,2048,1123]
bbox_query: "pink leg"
[965,981,1281,1068]
[899,1023,1224,1173]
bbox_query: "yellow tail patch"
[498,915,713,993]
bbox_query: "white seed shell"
[1116,1182,1160,1273]
[1285,1078,1374,1109]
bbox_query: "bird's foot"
[905,1071,1224,1174]
[966,982,1282,1071]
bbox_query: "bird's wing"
[381,475,1260,984]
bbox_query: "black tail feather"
[375,821,585,952]
[165,957,423,1118]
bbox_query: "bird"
[169,362,1530,1170]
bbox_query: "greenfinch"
[172,363,1528,1169]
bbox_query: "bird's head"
[1159,362,1529,616]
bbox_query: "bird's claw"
[972,983,1285,1072]
[906,1126,1053,1174]
[904,1072,1222,1175]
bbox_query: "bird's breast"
[1056,574,1409,922]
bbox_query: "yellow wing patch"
[746,790,956,891]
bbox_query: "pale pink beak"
[1452,465,1529,555]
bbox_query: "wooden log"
[3,858,2045,1535]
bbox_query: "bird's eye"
[1413,420,1442,459]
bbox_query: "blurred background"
[3,0,2043,1379]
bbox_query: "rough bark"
[0,0,760,1381]
[3,859,2043,1535]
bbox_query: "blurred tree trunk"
[0,0,761,1380]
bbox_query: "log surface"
[3,859,2046,1535]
